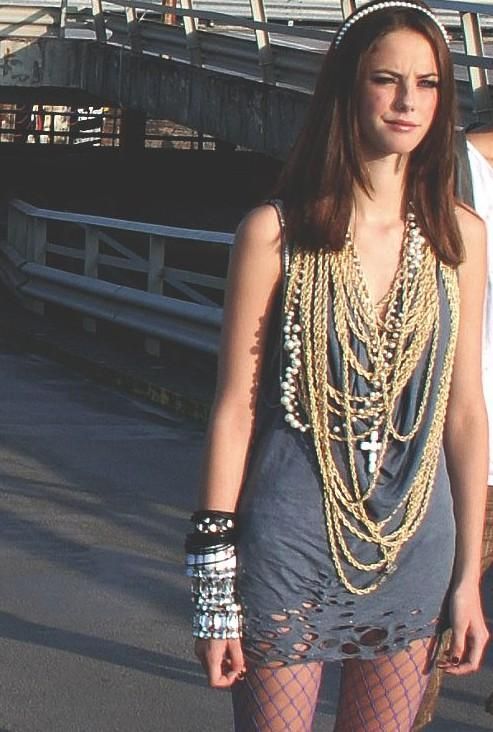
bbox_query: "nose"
[394,81,416,112]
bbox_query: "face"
[357,28,439,160]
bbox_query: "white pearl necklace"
[280,210,425,448]
[281,282,310,432]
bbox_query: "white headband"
[333,2,450,49]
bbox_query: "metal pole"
[179,0,202,66]
[91,0,106,42]
[341,0,356,20]
[461,11,493,122]
[59,0,68,39]
[125,4,142,52]
[248,0,274,84]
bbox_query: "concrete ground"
[0,327,491,731]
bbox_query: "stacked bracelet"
[185,511,243,640]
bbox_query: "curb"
[0,310,212,426]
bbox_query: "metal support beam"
[248,0,274,84]
[180,0,202,66]
[91,0,106,43]
[125,4,142,52]
[340,0,356,19]
[59,0,68,39]
[461,11,492,121]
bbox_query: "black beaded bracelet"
[185,510,237,553]
[191,511,236,535]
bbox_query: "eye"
[418,78,439,89]
[371,75,397,85]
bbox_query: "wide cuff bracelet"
[185,512,243,640]
[192,603,243,639]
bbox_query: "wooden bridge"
[0,0,492,158]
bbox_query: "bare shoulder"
[235,203,283,253]
[466,126,493,166]
[225,203,283,298]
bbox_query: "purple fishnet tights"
[232,662,322,732]
[335,638,433,731]
[232,639,433,732]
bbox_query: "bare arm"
[198,203,282,510]
[192,204,282,688]
[440,205,489,674]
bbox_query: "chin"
[362,131,426,159]
[369,136,424,158]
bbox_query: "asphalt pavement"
[0,329,491,731]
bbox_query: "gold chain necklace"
[280,209,460,594]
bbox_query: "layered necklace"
[280,208,460,595]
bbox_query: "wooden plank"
[97,229,149,265]
[164,272,220,307]
[84,226,99,278]
[30,217,47,265]
[47,243,85,259]
[164,266,226,290]
[0,24,59,37]
[11,200,234,245]
[147,234,165,294]
[97,253,148,272]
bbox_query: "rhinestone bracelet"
[185,512,243,640]
[192,603,243,639]
[187,547,243,639]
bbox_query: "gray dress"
[236,244,456,667]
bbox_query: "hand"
[195,638,246,688]
[437,583,490,675]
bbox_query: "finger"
[228,641,246,678]
[466,633,489,672]
[447,625,467,666]
[206,648,227,687]
[207,645,242,689]
[463,627,489,669]
[443,629,489,675]
[443,660,477,676]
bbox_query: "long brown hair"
[274,0,463,266]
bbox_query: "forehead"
[366,29,438,73]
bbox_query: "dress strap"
[268,198,290,278]
[267,198,291,395]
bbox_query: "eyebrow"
[370,68,439,78]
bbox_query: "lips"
[384,119,419,131]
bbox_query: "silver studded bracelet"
[185,512,243,640]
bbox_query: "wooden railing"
[1,199,231,354]
[1,1,492,117]
[7,198,232,307]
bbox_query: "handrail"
[1,197,230,353]
[104,0,493,118]
[1,1,492,114]
[103,0,335,41]
[10,200,234,246]
[7,199,231,309]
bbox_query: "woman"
[185,2,489,729]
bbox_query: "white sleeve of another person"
[467,140,493,485]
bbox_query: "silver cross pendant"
[360,429,382,474]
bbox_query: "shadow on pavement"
[0,610,206,686]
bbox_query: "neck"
[353,154,408,225]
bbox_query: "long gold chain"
[280,211,460,594]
